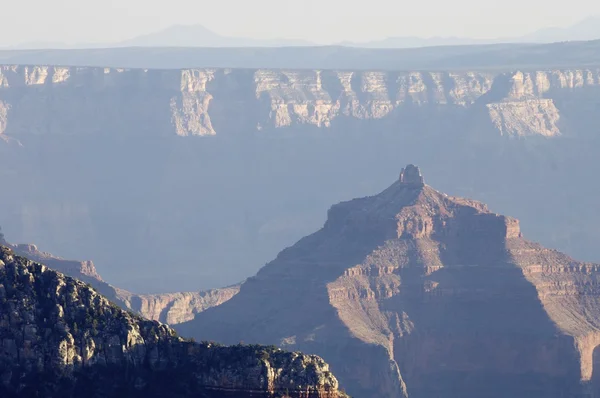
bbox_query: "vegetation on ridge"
[0,246,343,398]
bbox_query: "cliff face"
[179,166,600,398]
[1,65,599,139]
[0,245,343,398]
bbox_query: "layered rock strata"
[116,285,241,324]
[1,66,599,139]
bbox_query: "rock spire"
[399,164,424,185]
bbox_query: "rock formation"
[178,165,600,398]
[399,165,424,186]
[0,245,345,398]
[116,285,241,325]
[5,240,239,324]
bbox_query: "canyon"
[1,41,600,397]
[179,165,600,398]
[2,63,600,292]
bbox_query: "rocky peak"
[325,168,517,245]
[183,169,596,398]
[399,164,424,186]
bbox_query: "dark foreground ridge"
[180,165,600,398]
[0,246,345,398]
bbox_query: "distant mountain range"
[344,16,600,48]
[8,24,315,50]
[6,16,600,49]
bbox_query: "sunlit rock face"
[180,166,600,398]
[116,286,241,324]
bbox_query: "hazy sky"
[1,0,598,45]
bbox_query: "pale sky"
[0,0,598,45]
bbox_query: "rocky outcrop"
[5,240,238,324]
[0,245,344,398]
[1,65,599,139]
[179,165,600,398]
[116,285,241,324]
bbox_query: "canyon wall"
[1,65,599,139]
[116,285,241,324]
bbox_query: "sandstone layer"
[0,245,344,398]
[180,165,600,398]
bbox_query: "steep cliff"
[1,65,599,139]
[0,245,344,398]
[179,165,600,398]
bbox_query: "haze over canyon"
[2,47,600,292]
